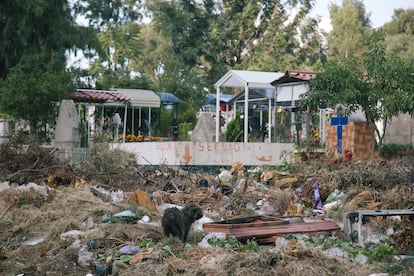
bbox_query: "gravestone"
[55,100,80,161]
[0,118,11,144]
[191,112,216,142]
[326,106,372,160]
[330,105,348,154]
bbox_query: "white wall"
[276,83,308,102]
[110,141,295,166]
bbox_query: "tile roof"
[70,89,130,103]
[286,70,317,80]
[272,70,318,84]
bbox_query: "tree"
[239,1,327,71]
[0,52,73,140]
[304,32,414,158]
[142,0,324,109]
[72,0,146,89]
[0,0,84,139]
[89,21,146,89]
[328,0,371,60]
[382,9,414,65]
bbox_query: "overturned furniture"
[203,215,340,244]
[343,209,414,246]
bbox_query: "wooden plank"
[229,220,340,239]
[202,215,289,232]
[203,220,288,231]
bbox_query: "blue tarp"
[205,94,234,104]
[156,92,182,105]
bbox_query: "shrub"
[379,144,413,159]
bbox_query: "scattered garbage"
[138,215,151,223]
[127,191,157,211]
[113,210,136,218]
[323,247,346,258]
[1,152,414,275]
[198,232,227,248]
[216,168,232,182]
[91,184,125,203]
[60,230,85,240]
[22,232,47,246]
[119,245,140,255]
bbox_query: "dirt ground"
[0,142,414,276]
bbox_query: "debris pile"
[1,142,414,275]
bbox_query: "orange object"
[128,191,157,211]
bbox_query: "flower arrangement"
[91,133,113,142]
[117,134,160,142]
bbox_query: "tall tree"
[328,0,371,60]
[143,0,324,100]
[0,0,82,138]
[0,52,73,139]
[72,0,145,89]
[382,9,414,65]
[0,0,80,78]
[139,0,214,109]
[240,2,327,71]
[305,32,414,157]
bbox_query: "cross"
[330,106,348,154]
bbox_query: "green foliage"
[178,122,192,141]
[135,238,156,249]
[207,234,258,252]
[364,243,397,263]
[208,234,238,250]
[75,144,138,178]
[177,102,197,127]
[0,52,72,138]
[305,31,414,154]
[306,236,397,263]
[225,112,243,142]
[328,0,371,60]
[0,0,79,78]
[383,9,414,70]
[243,238,259,252]
[382,256,414,275]
[379,144,413,159]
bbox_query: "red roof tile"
[272,70,318,84]
[286,70,317,81]
[70,89,130,103]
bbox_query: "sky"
[311,0,414,32]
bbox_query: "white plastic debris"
[113,210,136,217]
[19,182,48,195]
[323,247,346,258]
[355,253,368,264]
[0,181,10,191]
[157,203,183,212]
[78,245,94,267]
[22,232,48,246]
[193,216,214,232]
[215,169,232,182]
[138,215,151,223]
[274,237,288,253]
[198,232,226,248]
[60,230,85,240]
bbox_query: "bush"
[225,112,243,142]
[379,144,413,159]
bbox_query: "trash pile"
[0,143,414,275]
